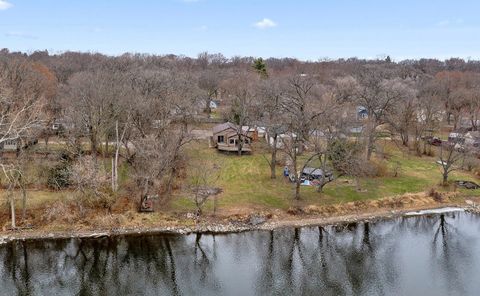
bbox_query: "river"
[1,211,479,295]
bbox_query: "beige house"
[211,122,254,152]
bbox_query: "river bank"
[3,205,479,296]
[1,196,478,244]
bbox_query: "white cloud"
[254,18,277,29]
[0,0,12,10]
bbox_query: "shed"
[211,122,253,152]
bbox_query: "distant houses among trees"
[3,48,480,226]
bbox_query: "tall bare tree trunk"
[317,154,327,193]
[365,122,375,161]
[205,99,212,117]
[140,177,150,210]
[270,135,278,179]
[21,181,27,221]
[442,172,448,186]
[112,120,128,192]
[292,148,301,200]
[112,121,119,192]
[10,196,15,229]
[111,157,115,191]
[237,133,243,156]
[8,184,16,229]
[104,135,108,158]
[91,128,98,162]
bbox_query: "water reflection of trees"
[0,213,478,295]
[254,222,397,295]
[254,213,478,295]
[0,234,223,296]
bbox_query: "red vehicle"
[423,136,442,146]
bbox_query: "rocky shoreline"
[1,203,477,244]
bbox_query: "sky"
[0,0,480,61]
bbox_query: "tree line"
[1,49,480,227]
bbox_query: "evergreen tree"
[252,57,268,78]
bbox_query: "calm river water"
[1,211,479,296]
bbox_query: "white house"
[209,100,219,109]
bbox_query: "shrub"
[427,188,443,202]
[47,162,71,190]
[70,156,114,209]
[371,160,389,177]
[329,139,362,174]
[462,154,480,172]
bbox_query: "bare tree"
[353,66,411,160]
[130,135,176,208]
[258,77,287,178]
[434,71,468,129]
[128,70,200,207]
[1,164,25,229]
[111,119,128,192]
[63,70,128,161]
[70,155,108,199]
[198,70,222,116]
[0,57,48,228]
[385,79,417,146]
[308,91,347,193]
[188,161,222,218]
[438,143,463,186]
[461,73,480,131]
[280,76,327,199]
[223,72,260,156]
[416,78,444,154]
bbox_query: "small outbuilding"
[301,167,334,182]
[211,122,253,152]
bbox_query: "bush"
[329,139,362,174]
[427,188,443,202]
[70,156,114,209]
[371,160,389,177]
[47,162,71,190]
[462,155,480,172]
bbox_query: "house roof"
[302,167,331,176]
[357,106,367,113]
[302,167,324,176]
[212,122,237,134]
[227,133,252,139]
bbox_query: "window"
[217,135,224,143]
[244,139,250,144]
[229,139,235,144]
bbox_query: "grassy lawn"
[169,139,480,213]
[4,137,479,218]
